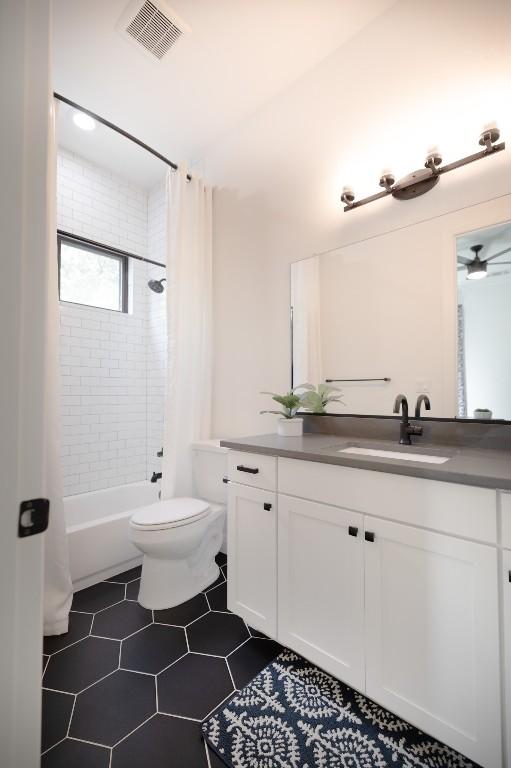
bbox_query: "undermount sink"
[338,446,450,464]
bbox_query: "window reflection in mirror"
[457,220,511,420]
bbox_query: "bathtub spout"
[151,472,162,483]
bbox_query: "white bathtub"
[65,481,160,590]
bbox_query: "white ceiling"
[53,0,396,188]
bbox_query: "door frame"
[0,1,53,765]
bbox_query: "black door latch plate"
[18,498,50,538]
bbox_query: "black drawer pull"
[348,526,359,537]
[264,502,272,511]
[365,531,375,543]
[508,570,511,583]
[236,465,259,474]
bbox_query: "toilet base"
[137,557,220,610]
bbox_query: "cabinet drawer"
[228,451,277,491]
[278,457,497,543]
[501,492,511,548]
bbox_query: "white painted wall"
[459,274,511,419]
[199,0,511,436]
[57,150,167,493]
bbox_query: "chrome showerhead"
[148,278,166,293]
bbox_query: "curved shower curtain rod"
[53,92,192,181]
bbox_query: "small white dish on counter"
[338,446,450,464]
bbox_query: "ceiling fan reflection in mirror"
[457,243,511,280]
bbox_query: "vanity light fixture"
[341,127,505,212]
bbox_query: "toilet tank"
[191,440,229,504]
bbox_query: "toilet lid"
[131,497,210,529]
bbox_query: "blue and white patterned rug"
[202,649,480,768]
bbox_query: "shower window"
[58,234,128,312]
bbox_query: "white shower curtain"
[161,168,213,499]
[43,98,73,635]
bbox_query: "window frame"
[57,233,129,313]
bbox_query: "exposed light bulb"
[73,111,96,131]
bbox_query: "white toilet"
[129,440,228,610]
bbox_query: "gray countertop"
[220,433,511,491]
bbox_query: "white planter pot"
[277,417,303,437]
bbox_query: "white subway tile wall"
[57,149,167,495]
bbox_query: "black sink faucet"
[415,394,431,418]
[393,394,423,445]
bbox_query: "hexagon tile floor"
[41,554,282,767]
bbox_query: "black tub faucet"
[415,394,431,418]
[393,394,423,445]
[151,472,162,483]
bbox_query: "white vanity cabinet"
[278,495,365,690]
[364,515,501,765]
[226,452,277,636]
[227,451,503,767]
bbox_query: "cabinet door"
[364,516,501,768]
[278,494,365,690]
[227,483,277,637]
[503,549,511,768]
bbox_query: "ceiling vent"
[117,0,189,60]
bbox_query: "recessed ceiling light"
[72,111,96,131]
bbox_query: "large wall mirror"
[291,206,511,420]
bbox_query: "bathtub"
[65,481,160,590]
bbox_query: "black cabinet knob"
[264,502,272,511]
[365,531,375,543]
[236,465,259,474]
[348,526,359,537]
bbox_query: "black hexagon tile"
[154,593,209,627]
[112,714,208,768]
[41,737,110,768]
[125,579,140,600]
[69,670,156,747]
[215,552,227,567]
[41,689,74,752]
[107,566,142,584]
[206,581,228,612]
[157,653,233,720]
[187,611,249,656]
[43,611,93,655]
[72,582,124,613]
[227,637,283,689]
[121,624,187,674]
[92,600,152,640]
[43,636,120,694]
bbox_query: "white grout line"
[42,686,76,697]
[66,694,77,737]
[69,609,95,615]
[40,736,67,756]
[155,650,189,677]
[67,735,114,750]
[111,712,157,749]
[77,668,118,696]
[44,627,95,658]
[91,599,127,616]
[184,626,190,652]
[118,667,156,678]
[156,710,201,724]
[225,657,236,691]
[186,649,225,660]
[42,655,50,677]
[204,739,212,768]
[226,637,251,658]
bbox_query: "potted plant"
[300,383,344,414]
[260,386,312,436]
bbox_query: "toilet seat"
[130,497,210,531]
